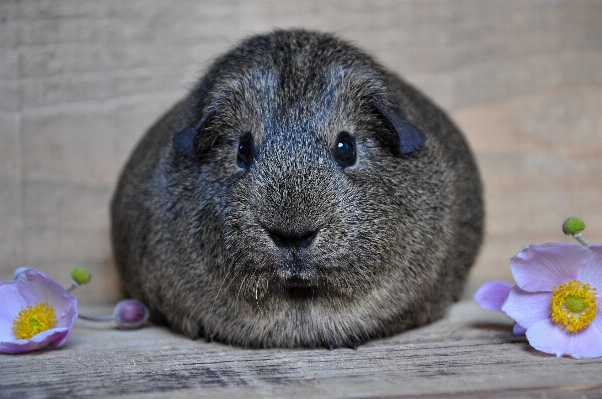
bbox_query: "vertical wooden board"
[14,95,184,302]
[456,87,602,287]
[0,113,23,281]
[18,98,182,185]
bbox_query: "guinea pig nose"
[268,229,318,248]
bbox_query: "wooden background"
[0,0,602,303]
[1,1,601,304]
[2,1,602,398]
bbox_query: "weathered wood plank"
[1,302,601,398]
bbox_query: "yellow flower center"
[12,302,57,340]
[550,280,598,332]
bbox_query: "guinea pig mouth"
[283,277,317,300]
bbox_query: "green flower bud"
[70,267,91,285]
[563,217,586,236]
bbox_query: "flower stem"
[64,282,79,293]
[573,232,591,246]
[78,314,115,322]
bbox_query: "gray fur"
[111,29,484,348]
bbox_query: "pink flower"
[476,243,602,359]
[0,268,78,354]
[474,280,527,335]
[474,280,513,312]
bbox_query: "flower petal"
[578,245,602,291]
[0,280,29,335]
[48,328,72,348]
[593,307,602,335]
[510,243,586,292]
[17,269,76,320]
[0,328,69,354]
[54,296,77,344]
[474,281,513,312]
[501,286,550,328]
[526,318,602,359]
[513,324,527,335]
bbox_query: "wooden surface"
[2,301,602,399]
[1,1,602,397]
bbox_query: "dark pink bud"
[113,299,149,329]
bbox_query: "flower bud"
[113,299,149,329]
[70,267,91,285]
[563,217,586,236]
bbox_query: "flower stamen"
[12,302,57,340]
[550,280,598,332]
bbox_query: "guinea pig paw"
[325,341,362,350]
[349,342,361,351]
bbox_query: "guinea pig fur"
[111,29,484,349]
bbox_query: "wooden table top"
[2,301,601,399]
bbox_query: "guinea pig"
[111,29,484,349]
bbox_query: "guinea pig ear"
[173,112,213,160]
[371,100,425,155]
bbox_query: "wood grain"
[1,302,601,398]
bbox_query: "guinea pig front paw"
[326,340,363,351]
[349,342,361,351]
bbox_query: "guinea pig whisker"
[224,267,244,299]
[255,276,264,316]
[209,248,246,316]
[236,275,248,301]
[199,149,222,158]
[133,237,153,250]
[210,269,234,316]
[341,256,368,279]
[133,241,148,250]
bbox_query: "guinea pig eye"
[334,131,356,168]
[237,132,255,168]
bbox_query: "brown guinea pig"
[111,29,484,349]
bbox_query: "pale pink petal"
[474,281,513,312]
[590,304,602,328]
[0,281,28,326]
[0,328,69,354]
[13,267,33,280]
[501,286,551,328]
[17,269,76,319]
[510,243,585,292]
[526,318,602,359]
[48,328,73,347]
[578,245,602,291]
[0,319,17,343]
[51,297,77,346]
